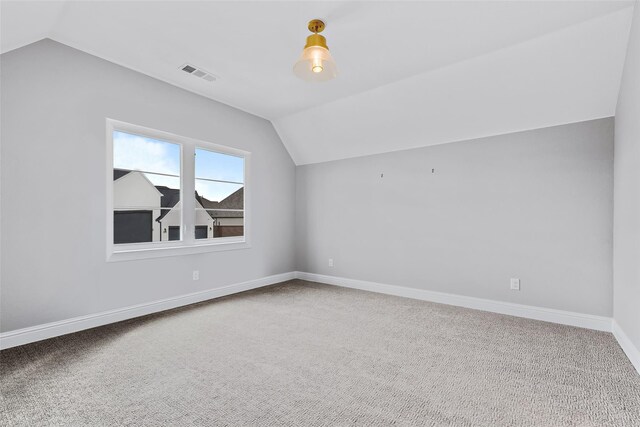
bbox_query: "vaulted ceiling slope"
[1,1,635,165]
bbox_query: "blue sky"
[113,131,244,202]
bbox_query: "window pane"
[195,148,244,184]
[113,130,181,244]
[114,131,180,176]
[195,179,244,240]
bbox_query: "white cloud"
[113,132,180,177]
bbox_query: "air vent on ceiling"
[180,63,218,82]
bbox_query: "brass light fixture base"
[308,19,325,34]
[304,34,328,49]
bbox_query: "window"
[106,119,250,261]
[195,147,245,240]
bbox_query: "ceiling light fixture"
[293,19,337,82]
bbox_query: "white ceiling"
[1,1,635,164]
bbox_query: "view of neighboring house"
[199,187,244,238]
[155,186,215,241]
[113,169,243,243]
[113,169,163,243]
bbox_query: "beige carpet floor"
[1,280,639,426]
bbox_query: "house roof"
[200,188,244,219]
[113,169,131,181]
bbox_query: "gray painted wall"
[296,118,614,316]
[0,39,296,332]
[614,2,640,350]
[0,38,621,335]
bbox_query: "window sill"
[107,239,251,262]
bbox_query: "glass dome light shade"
[293,38,337,82]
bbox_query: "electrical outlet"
[510,278,520,290]
[193,270,199,281]
[328,258,334,267]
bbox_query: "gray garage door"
[195,225,208,239]
[114,211,153,244]
[168,226,181,241]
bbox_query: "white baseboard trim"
[6,271,635,374]
[295,272,613,332]
[0,271,296,350]
[612,320,640,375]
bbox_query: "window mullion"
[182,143,196,244]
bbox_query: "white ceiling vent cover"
[180,63,218,82]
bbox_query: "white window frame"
[106,118,251,262]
